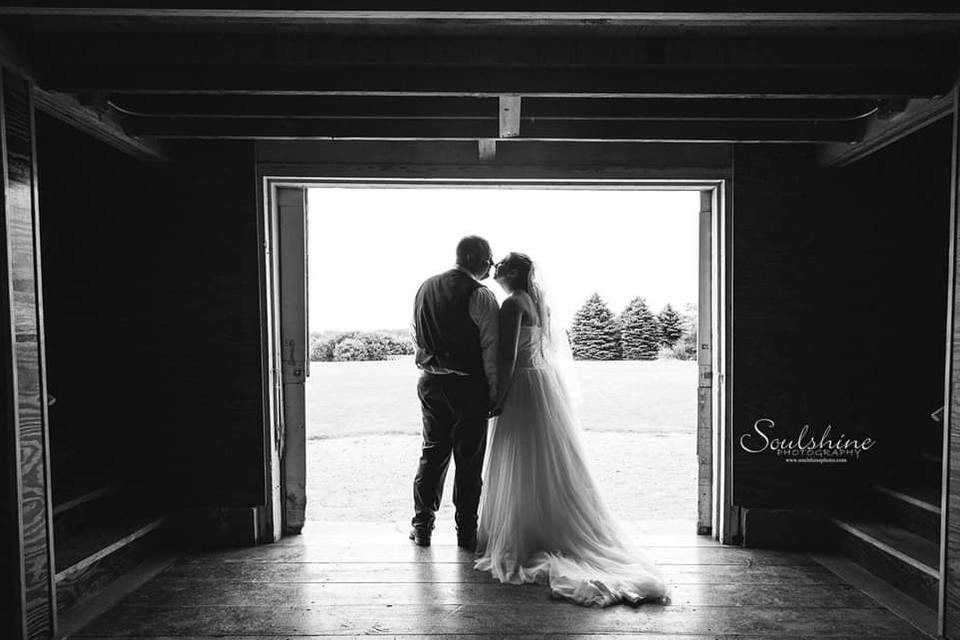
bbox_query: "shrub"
[359,334,388,361]
[333,338,368,362]
[387,335,415,356]
[671,304,698,360]
[670,330,698,360]
[309,331,415,361]
[657,303,684,348]
[310,337,338,362]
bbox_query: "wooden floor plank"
[73,602,928,637]
[276,522,713,548]
[120,579,878,608]
[60,635,932,640]
[72,523,929,639]
[179,544,815,566]
[293,520,701,537]
[155,560,843,585]
[270,536,718,549]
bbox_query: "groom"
[409,235,500,549]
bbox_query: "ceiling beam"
[4,8,960,43]
[32,88,167,161]
[117,114,862,142]
[37,64,956,98]
[524,97,878,120]
[2,7,960,29]
[123,117,498,139]
[106,94,878,121]
[28,35,959,70]
[108,95,498,118]
[819,93,955,166]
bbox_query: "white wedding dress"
[473,324,669,607]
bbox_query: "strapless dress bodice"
[516,325,546,369]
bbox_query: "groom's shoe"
[409,527,431,547]
[457,530,478,551]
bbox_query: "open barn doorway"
[259,180,729,544]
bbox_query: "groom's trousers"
[412,371,489,534]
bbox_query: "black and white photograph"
[2,4,960,640]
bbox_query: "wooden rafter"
[819,93,955,166]
[106,95,877,121]
[118,114,862,143]
[2,7,960,34]
[36,64,956,98]
[32,89,167,161]
[28,35,960,69]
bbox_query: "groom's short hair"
[456,235,491,267]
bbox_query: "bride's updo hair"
[495,252,535,293]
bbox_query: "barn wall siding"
[36,117,264,509]
[731,122,952,510]
[1,69,56,640]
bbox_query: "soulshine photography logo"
[739,418,876,464]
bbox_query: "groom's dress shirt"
[412,267,500,404]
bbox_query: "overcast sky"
[307,187,700,333]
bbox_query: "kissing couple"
[409,235,668,607]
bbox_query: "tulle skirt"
[473,364,669,607]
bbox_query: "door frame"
[257,176,736,543]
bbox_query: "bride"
[473,252,669,607]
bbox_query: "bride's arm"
[494,296,523,410]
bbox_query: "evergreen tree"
[569,293,622,360]
[670,303,699,360]
[619,297,661,360]
[657,303,684,348]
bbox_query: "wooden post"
[498,95,521,138]
[0,68,57,639]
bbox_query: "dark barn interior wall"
[732,120,952,511]
[35,115,264,515]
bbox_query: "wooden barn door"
[261,184,308,539]
[696,189,714,535]
[697,184,732,541]
[941,85,960,639]
[1,68,57,639]
[276,186,308,535]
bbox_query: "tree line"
[309,295,697,362]
[569,294,696,361]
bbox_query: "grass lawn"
[305,357,698,527]
[306,356,696,438]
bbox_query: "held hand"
[488,392,507,418]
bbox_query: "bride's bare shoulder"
[501,292,532,310]
[504,291,537,321]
